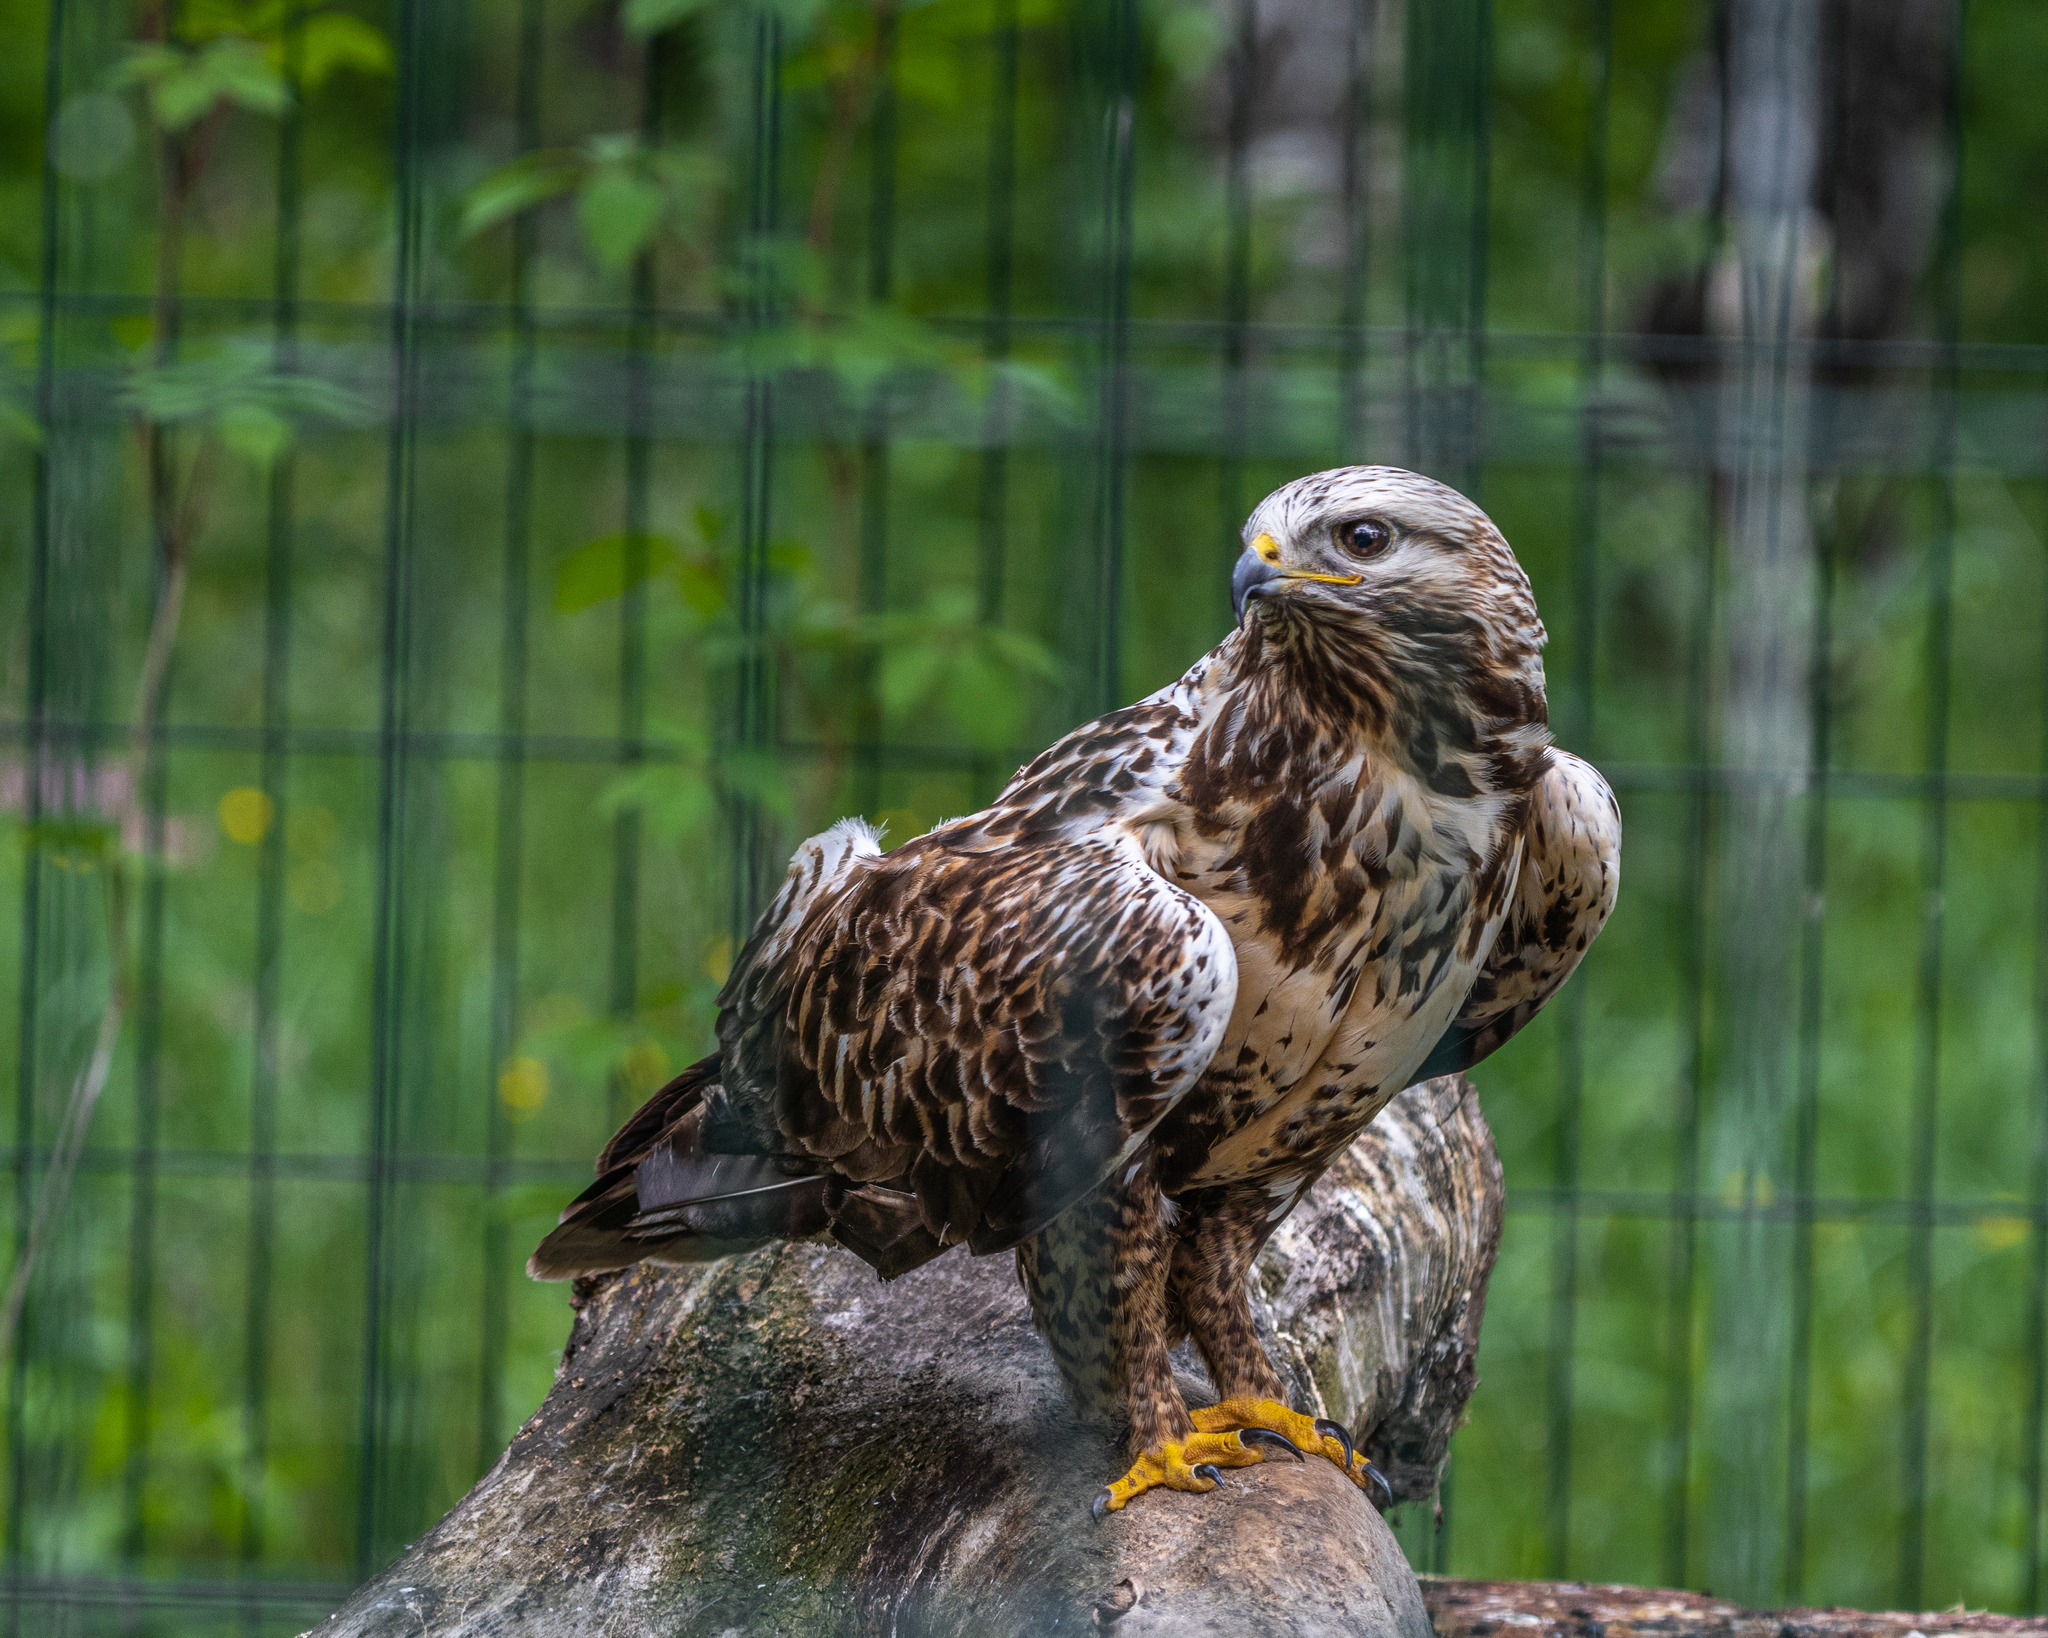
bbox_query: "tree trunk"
[307,1072,1503,1638]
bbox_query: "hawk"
[531,466,1620,1516]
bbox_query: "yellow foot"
[1091,1427,1288,1518]
[1189,1397,1393,1510]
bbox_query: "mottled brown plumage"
[531,465,1620,1512]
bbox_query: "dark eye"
[1336,519,1391,560]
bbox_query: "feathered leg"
[1019,1159,1312,1516]
[1018,1159,1185,1440]
[1168,1182,1393,1509]
[1167,1185,1286,1402]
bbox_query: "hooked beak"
[1231,533,1363,627]
[1231,540,1282,626]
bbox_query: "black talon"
[1237,1426,1306,1462]
[1192,1463,1224,1487]
[1312,1416,1355,1475]
[1363,1460,1393,1510]
[1092,1487,1113,1521]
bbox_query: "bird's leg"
[1025,1163,1291,1517]
[1024,1161,1286,1516]
[1168,1184,1393,1508]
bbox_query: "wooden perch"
[308,1073,1503,1638]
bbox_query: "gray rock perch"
[309,1073,1502,1638]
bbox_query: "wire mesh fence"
[5,0,2048,1629]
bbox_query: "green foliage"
[868,589,1063,750]
[110,4,390,136]
[111,37,289,131]
[278,12,394,88]
[176,0,395,89]
[120,342,373,465]
[461,133,720,270]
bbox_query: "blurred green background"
[6,0,2048,1628]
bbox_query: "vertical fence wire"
[1466,0,1490,496]
[238,3,307,1599]
[1543,0,1612,1581]
[1782,449,1836,1607]
[1899,0,1965,1606]
[2029,261,2048,1606]
[730,9,783,940]
[478,0,545,1474]
[2029,346,2048,1613]
[1087,0,1138,718]
[1783,4,1855,1594]
[974,0,1018,748]
[609,43,661,1127]
[1217,0,1255,581]
[6,0,66,1626]
[855,4,898,819]
[1663,471,1724,1593]
[1337,0,1375,463]
[122,0,194,1557]
[359,0,428,1576]
[1662,15,1735,1591]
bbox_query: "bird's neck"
[1176,626,1549,812]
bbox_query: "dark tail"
[528,1055,948,1282]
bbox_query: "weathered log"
[308,1073,1503,1638]
[1423,1578,2048,1637]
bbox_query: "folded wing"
[1411,749,1621,1082]
[532,815,1238,1280]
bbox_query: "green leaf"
[675,556,726,618]
[294,14,395,89]
[122,344,373,459]
[555,532,683,613]
[577,169,665,269]
[622,0,717,37]
[458,152,580,240]
[216,401,292,466]
[109,43,178,88]
[207,37,292,115]
[116,39,291,131]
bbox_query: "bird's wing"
[1410,748,1620,1082]
[715,816,1239,1255]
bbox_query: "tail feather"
[528,1056,836,1281]
[528,1047,951,1283]
[596,1055,720,1174]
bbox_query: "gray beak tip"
[1231,547,1282,627]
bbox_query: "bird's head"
[1228,465,1551,775]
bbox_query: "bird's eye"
[1336,520,1392,560]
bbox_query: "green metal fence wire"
[6,0,2048,1629]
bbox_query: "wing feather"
[717,825,1238,1254]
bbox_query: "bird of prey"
[531,465,1620,1517]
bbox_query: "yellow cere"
[1250,531,1361,588]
